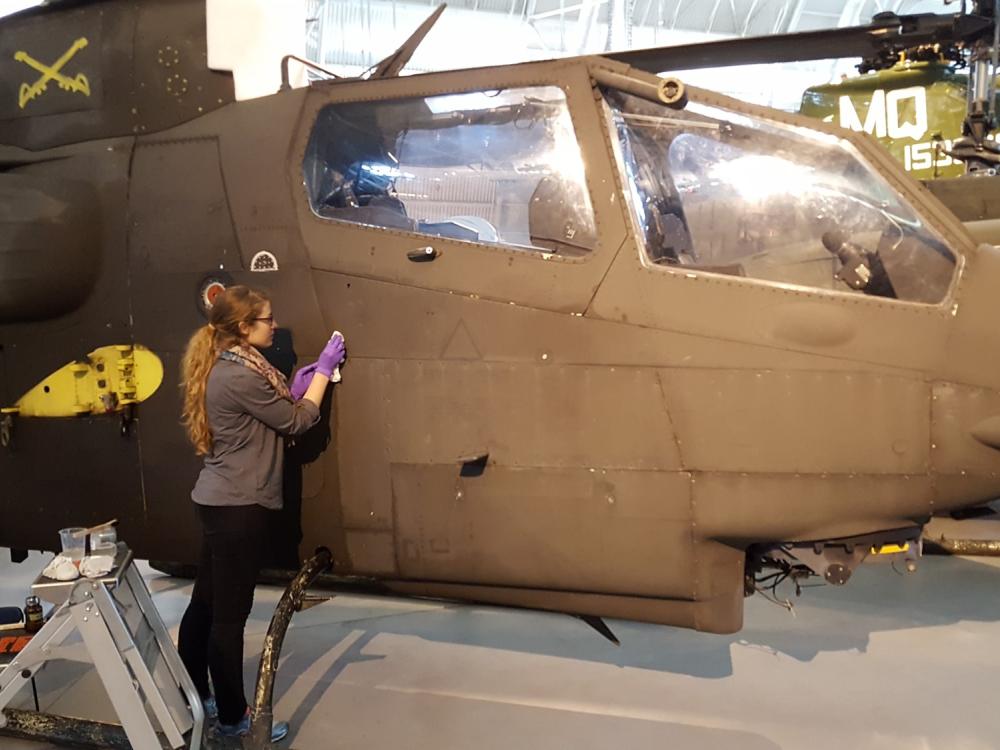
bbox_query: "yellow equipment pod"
[10,345,164,417]
[870,542,910,555]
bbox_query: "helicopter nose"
[931,384,1000,515]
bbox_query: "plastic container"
[90,527,117,556]
[58,527,86,562]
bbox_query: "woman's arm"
[301,372,329,408]
[231,369,320,436]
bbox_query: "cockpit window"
[303,87,597,256]
[605,90,957,304]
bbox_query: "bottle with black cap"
[24,596,43,634]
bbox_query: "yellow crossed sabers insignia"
[14,37,91,110]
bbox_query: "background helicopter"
[2,0,1000,637]
[800,57,981,182]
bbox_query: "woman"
[177,285,345,741]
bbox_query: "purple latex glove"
[316,333,346,378]
[289,362,319,401]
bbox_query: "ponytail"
[180,325,218,456]
[180,285,271,456]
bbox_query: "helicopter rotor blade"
[604,12,994,74]
[370,4,447,79]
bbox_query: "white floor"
[2,545,999,750]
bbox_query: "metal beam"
[707,0,724,34]
[741,0,761,35]
[838,0,869,28]
[785,0,805,32]
[669,0,685,31]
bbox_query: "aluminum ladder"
[0,543,204,750]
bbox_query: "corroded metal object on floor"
[924,538,1000,556]
[247,547,334,749]
[0,708,133,749]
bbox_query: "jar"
[24,596,43,633]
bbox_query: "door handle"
[407,246,440,262]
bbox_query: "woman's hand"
[316,333,346,377]
[289,363,318,401]
[298,333,346,409]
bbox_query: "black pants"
[177,503,269,725]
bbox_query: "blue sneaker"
[202,696,218,721]
[217,710,289,743]
[270,721,289,743]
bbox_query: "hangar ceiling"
[0,0,954,107]
[305,0,948,74]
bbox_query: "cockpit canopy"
[605,89,957,304]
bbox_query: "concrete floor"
[1,545,999,750]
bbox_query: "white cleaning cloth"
[42,555,80,581]
[331,330,345,383]
[80,555,115,579]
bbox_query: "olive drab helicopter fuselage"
[2,0,1000,635]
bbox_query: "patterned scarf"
[219,344,292,401]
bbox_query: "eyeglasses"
[253,316,275,325]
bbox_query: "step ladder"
[0,543,204,750]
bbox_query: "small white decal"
[250,251,278,272]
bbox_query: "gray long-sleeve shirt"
[191,359,321,510]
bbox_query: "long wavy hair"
[181,285,271,456]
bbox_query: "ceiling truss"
[306,0,944,73]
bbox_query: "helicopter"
[1,0,1000,638]
[800,59,977,182]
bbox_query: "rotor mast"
[952,0,1000,172]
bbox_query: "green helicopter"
[800,59,981,181]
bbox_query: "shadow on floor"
[218,554,1000,687]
